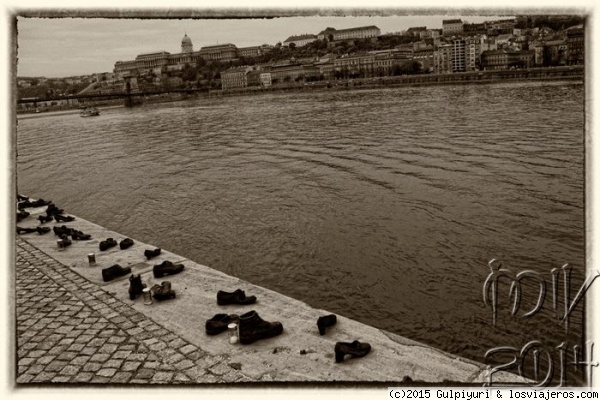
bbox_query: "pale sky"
[16,14,505,78]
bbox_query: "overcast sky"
[16,14,509,78]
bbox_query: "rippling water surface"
[17,81,585,381]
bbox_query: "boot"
[217,289,256,305]
[128,274,146,300]
[238,310,283,345]
[205,314,239,335]
[59,237,72,248]
[71,230,91,240]
[317,314,337,335]
[153,260,185,278]
[54,214,75,223]
[102,264,132,282]
[119,238,134,250]
[144,248,161,259]
[151,281,176,301]
[99,238,118,251]
[45,204,64,216]
[334,340,371,363]
[38,214,53,224]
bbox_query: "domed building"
[181,33,193,53]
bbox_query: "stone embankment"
[15,200,528,384]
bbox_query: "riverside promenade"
[14,201,527,385]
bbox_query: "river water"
[16,81,586,383]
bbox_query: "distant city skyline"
[17,14,508,78]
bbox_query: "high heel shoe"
[317,314,337,335]
[128,274,146,300]
[334,340,371,363]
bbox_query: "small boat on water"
[80,107,100,117]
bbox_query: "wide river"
[17,81,585,383]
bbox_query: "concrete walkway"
[16,237,247,384]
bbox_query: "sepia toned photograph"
[8,2,593,392]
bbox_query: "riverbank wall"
[17,66,583,114]
[13,199,529,384]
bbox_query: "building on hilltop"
[317,26,381,41]
[198,43,238,62]
[113,35,243,79]
[283,34,318,47]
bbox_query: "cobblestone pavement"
[15,237,250,384]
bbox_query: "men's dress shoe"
[205,314,239,335]
[59,237,72,248]
[153,261,185,278]
[36,227,51,235]
[102,264,132,282]
[71,230,91,240]
[334,341,371,363]
[128,274,146,300]
[317,314,337,335]
[238,310,283,345]
[99,238,118,251]
[151,281,176,301]
[217,289,257,306]
[54,214,75,223]
[38,214,53,224]
[119,238,134,250]
[17,211,30,222]
[144,248,161,259]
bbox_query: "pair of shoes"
[151,281,176,301]
[317,314,337,335]
[334,341,371,363]
[128,274,146,300]
[217,289,256,305]
[119,238,134,250]
[153,261,184,278]
[17,211,30,222]
[17,198,51,209]
[16,226,37,234]
[46,204,64,216]
[205,314,240,335]
[99,238,118,251]
[54,214,75,223]
[53,225,73,237]
[144,248,161,259]
[238,310,283,345]
[38,214,53,224]
[102,264,131,282]
[71,230,91,240]
[36,227,51,235]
